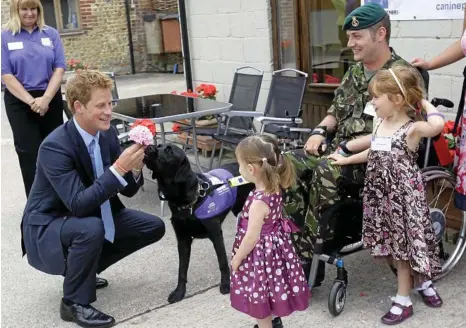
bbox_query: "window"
[273,0,298,70]
[42,0,81,32]
[272,0,361,86]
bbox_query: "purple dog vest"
[194,169,238,219]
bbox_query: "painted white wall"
[185,0,274,112]
[390,19,466,116]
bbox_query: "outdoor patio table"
[111,93,232,173]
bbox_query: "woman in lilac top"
[1,0,66,197]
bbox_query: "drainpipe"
[124,0,136,74]
[177,0,193,92]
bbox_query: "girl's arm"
[233,200,268,262]
[427,39,465,70]
[407,99,445,150]
[412,9,466,70]
[328,148,370,166]
[344,134,372,153]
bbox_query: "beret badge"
[351,16,359,27]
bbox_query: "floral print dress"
[362,119,441,284]
[455,28,466,210]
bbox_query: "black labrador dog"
[144,143,254,304]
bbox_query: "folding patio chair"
[212,68,308,166]
[177,66,264,170]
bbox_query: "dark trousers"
[60,208,166,304]
[4,89,64,197]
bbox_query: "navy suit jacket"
[21,120,144,275]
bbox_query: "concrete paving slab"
[119,255,466,328]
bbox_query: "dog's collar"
[160,177,213,214]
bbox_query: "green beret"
[343,3,387,31]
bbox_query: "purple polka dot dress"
[230,189,310,319]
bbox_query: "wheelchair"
[281,97,466,317]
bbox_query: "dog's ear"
[174,159,193,184]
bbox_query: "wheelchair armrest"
[255,116,303,125]
[284,127,313,133]
[223,110,264,118]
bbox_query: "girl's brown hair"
[235,135,296,194]
[368,64,425,118]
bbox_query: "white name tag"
[364,102,376,117]
[41,37,52,46]
[7,42,23,50]
[371,137,391,152]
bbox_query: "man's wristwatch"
[311,125,327,137]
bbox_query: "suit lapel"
[66,120,95,181]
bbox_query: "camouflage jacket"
[327,48,417,150]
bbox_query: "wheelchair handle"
[431,97,454,109]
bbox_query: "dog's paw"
[219,282,230,295]
[168,287,186,304]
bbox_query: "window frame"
[45,0,83,33]
[271,0,359,90]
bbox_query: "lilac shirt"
[1,25,66,91]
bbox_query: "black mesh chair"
[212,69,308,166]
[179,66,264,170]
[63,71,119,121]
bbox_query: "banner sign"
[362,0,466,20]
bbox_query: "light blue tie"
[90,138,115,242]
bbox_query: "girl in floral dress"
[230,135,310,328]
[328,65,444,325]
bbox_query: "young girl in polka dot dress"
[230,135,310,328]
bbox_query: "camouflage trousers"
[282,148,366,263]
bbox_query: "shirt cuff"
[109,166,128,187]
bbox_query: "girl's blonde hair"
[235,135,296,194]
[5,0,45,35]
[368,64,425,118]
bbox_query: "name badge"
[363,102,376,117]
[7,42,23,50]
[371,137,391,152]
[41,37,52,47]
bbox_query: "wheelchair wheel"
[390,166,466,280]
[328,281,347,316]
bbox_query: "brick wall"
[391,20,466,114]
[153,0,178,13]
[1,0,178,74]
[148,0,183,73]
[186,0,274,111]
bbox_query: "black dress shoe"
[60,299,115,328]
[96,277,108,289]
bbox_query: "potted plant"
[172,83,219,126]
[171,83,221,154]
[62,59,90,84]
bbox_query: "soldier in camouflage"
[283,3,426,286]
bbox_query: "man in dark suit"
[21,70,166,328]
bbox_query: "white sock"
[417,280,436,296]
[390,295,412,315]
